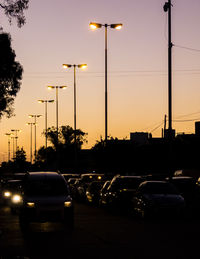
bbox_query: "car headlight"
[11,194,22,204]
[26,202,35,208]
[64,201,72,207]
[4,191,11,197]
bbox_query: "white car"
[18,172,74,232]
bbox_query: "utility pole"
[164,0,173,138]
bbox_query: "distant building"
[195,121,200,136]
[130,132,150,145]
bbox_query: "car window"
[24,178,69,196]
[141,182,179,195]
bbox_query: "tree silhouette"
[0,32,23,118]
[0,0,29,28]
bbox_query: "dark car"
[19,172,74,232]
[166,176,197,213]
[0,179,23,210]
[131,181,185,219]
[100,175,144,211]
[76,173,105,202]
[99,180,111,207]
[85,180,106,205]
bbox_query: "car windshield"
[141,182,179,195]
[24,178,69,196]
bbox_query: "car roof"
[26,171,62,179]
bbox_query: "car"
[99,175,144,211]
[18,172,74,232]
[131,180,186,219]
[0,179,23,209]
[99,180,111,207]
[166,176,197,212]
[76,173,105,202]
[85,180,106,205]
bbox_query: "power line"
[174,44,200,53]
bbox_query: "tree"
[0,32,23,118]
[44,125,88,150]
[0,0,29,28]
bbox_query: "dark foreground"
[0,202,199,259]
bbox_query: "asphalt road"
[0,202,199,259]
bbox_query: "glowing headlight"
[12,194,22,203]
[4,191,11,197]
[64,201,72,207]
[26,202,35,208]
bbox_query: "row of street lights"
[4,22,123,164]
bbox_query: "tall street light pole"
[26,122,35,164]
[11,129,21,157]
[5,133,12,161]
[38,99,54,148]
[164,0,173,138]
[28,114,42,161]
[47,86,67,145]
[47,85,67,170]
[62,64,87,145]
[89,22,122,143]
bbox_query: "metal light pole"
[89,22,122,142]
[5,133,12,161]
[28,114,42,161]
[38,99,54,148]
[62,64,87,145]
[164,0,173,137]
[26,122,35,163]
[47,86,67,145]
[11,129,21,157]
[11,136,15,160]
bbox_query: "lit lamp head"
[110,23,123,30]
[78,64,87,69]
[38,100,44,103]
[89,22,102,30]
[47,85,55,90]
[63,64,72,69]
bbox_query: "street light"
[62,63,87,144]
[26,122,36,163]
[11,129,21,157]
[89,22,123,142]
[47,86,67,146]
[5,133,13,161]
[38,99,54,148]
[28,114,42,161]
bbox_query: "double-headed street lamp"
[26,122,36,164]
[89,22,123,142]
[62,64,87,144]
[28,115,42,160]
[38,99,54,148]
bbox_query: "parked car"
[18,172,74,232]
[85,180,106,205]
[99,175,144,211]
[131,181,185,219]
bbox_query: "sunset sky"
[1,0,200,162]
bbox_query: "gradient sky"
[1,0,200,162]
